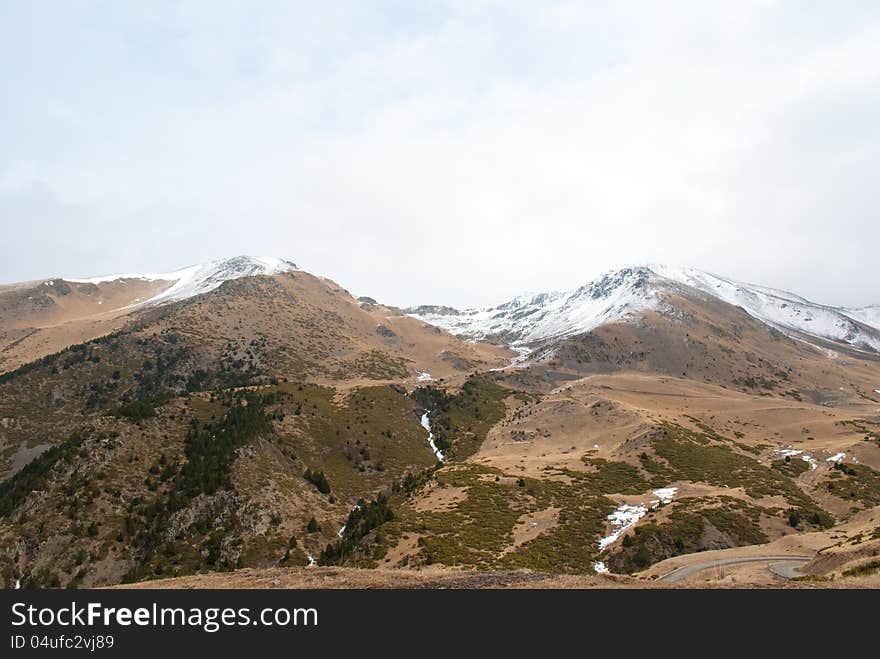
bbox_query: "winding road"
[657,555,811,583]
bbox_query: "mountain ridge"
[1,255,879,589]
[406,264,880,355]
[67,255,298,307]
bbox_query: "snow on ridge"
[650,265,880,352]
[409,264,880,355]
[68,256,297,307]
[408,267,660,346]
[845,306,880,332]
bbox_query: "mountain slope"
[0,256,299,374]
[0,265,512,476]
[0,262,513,588]
[845,306,880,331]
[651,265,880,353]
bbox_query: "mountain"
[1,257,879,589]
[406,265,880,354]
[0,257,300,374]
[68,255,299,307]
[0,257,512,588]
[650,266,880,353]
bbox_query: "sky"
[1,1,878,308]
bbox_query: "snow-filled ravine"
[420,412,445,461]
[596,487,678,553]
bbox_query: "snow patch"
[598,504,648,551]
[652,487,677,504]
[826,452,846,463]
[774,448,818,470]
[416,371,433,382]
[599,487,677,552]
[593,561,609,574]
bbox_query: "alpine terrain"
[1,257,878,589]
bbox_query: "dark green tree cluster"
[0,430,89,517]
[304,468,331,494]
[168,393,272,509]
[319,493,394,564]
[391,468,434,495]
[107,396,167,422]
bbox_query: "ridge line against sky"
[1,1,878,308]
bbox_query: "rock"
[375,325,395,338]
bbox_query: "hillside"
[0,259,510,588]
[0,258,878,589]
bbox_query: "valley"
[1,257,878,588]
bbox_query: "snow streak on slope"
[408,265,880,354]
[69,256,297,307]
[844,306,880,332]
[409,267,660,345]
[650,265,880,353]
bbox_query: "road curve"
[768,561,807,579]
[657,555,812,583]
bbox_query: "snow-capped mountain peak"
[68,256,297,306]
[408,266,659,346]
[407,265,880,354]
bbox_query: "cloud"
[1,1,877,307]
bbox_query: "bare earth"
[110,564,878,589]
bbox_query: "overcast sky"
[1,1,878,308]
